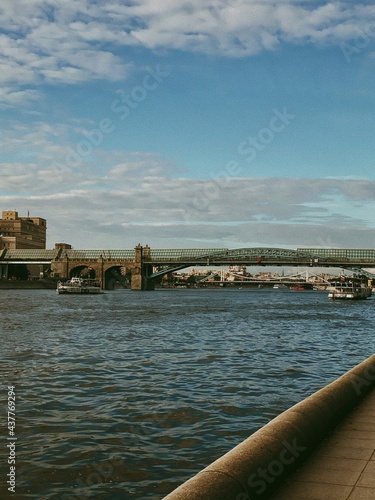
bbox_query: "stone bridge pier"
[50,244,155,291]
[131,244,155,291]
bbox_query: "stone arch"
[104,265,130,290]
[70,265,96,279]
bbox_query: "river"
[1,288,374,499]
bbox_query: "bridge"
[1,245,375,290]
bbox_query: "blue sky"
[1,0,375,249]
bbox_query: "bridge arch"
[69,265,96,279]
[104,265,131,290]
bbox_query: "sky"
[1,0,375,250]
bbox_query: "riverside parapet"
[163,354,375,499]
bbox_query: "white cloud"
[108,1,375,56]
[0,87,40,109]
[1,0,374,106]
[0,2,131,106]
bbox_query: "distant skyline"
[1,1,375,249]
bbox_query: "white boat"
[56,277,102,294]
[273,283,288,289]
[327,277,372,300]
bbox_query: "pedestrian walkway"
[269,388,375,500]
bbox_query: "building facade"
[0,211,47,250]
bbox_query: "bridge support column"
[142,264,155,291]
[98,257,105,290]
[131,244,155,291]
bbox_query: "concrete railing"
[163,353,375,500]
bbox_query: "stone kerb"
[163,353,375,500]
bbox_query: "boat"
[273,283,288,289]
[56,277,102,294]
[327,277,372,300]
[290,283,313,291]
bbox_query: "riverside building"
[0,210,47,250]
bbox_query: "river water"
[1,288,374,499]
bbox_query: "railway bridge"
[1,245,375,290]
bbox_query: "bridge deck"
[270,387,375,499]
[2,248,375,272]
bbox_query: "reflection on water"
[1,288,374,499]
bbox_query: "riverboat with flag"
[327,276,372,300]
[56,277,102,294]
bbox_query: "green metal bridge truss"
[146,247,375,279]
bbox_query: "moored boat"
[290,285,305,291]
[290,283,313,291]
[56,277,102,294]
[327,277,372,300]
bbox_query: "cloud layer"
[2,118,375,249]
[2,148,375,249]
[1,1,374,106]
